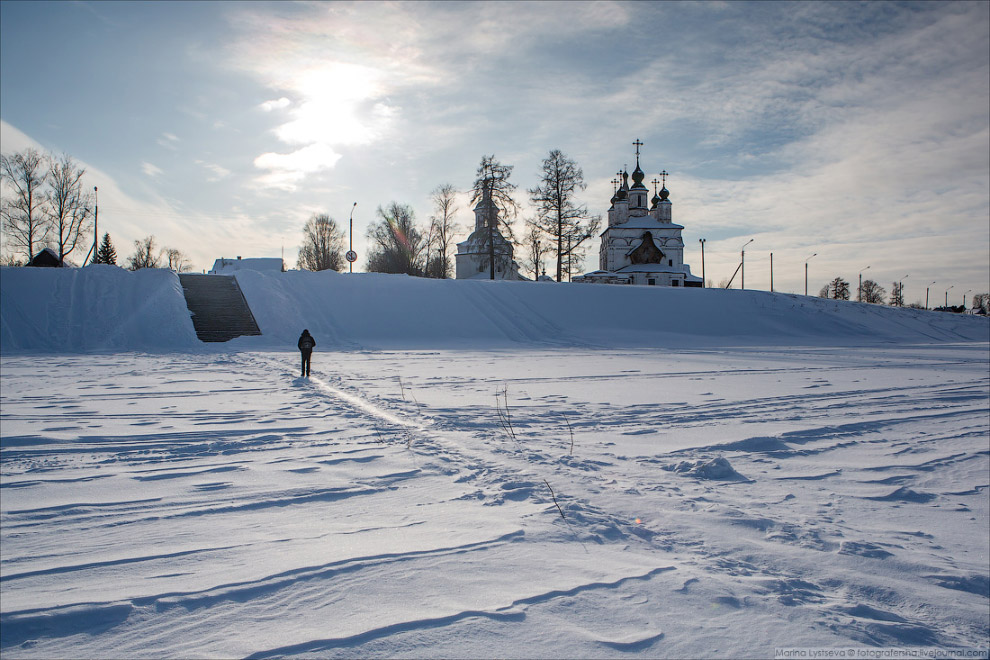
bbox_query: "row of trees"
[295,151,601,282]
[1,149,93,266]
[1,148,191,272]
[819,276,989,312]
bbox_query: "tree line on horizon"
[817,275,988,313]
[295,151,600,282]
[1,148,192,272]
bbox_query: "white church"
[575,142,702,287]
[455,186,525,280]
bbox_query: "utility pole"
[804,253,817,296]
[926,281,936,310]
[83,186,99,265]
[699,238,706,287]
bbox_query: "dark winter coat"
[298,331,316,353]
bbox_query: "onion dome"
[615,169,629,200]
[651,191,661,208]
[658,185,669,201]
[631,161,647,190]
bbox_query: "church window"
[648,278,656,286]
[668,259,673,266]
[672,280,680,287]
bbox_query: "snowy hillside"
[1,266,986,353]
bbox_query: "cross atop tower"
[651,178,660,195]
[633,139,643,157]
[611,178,619,193]
[660,169,668,186]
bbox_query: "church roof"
[615,219,684,230]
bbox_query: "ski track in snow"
[1,346,988,658]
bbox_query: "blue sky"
[1,1,987,301]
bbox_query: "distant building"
[28,248,63,268]
[208,257,284,275]
[575,142,702,287]
[455,188,525,280]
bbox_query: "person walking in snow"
[297,329,315,377]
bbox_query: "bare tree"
[424,184,459,279]
[973,293,990,314]
[297,213,345,272]
[127,235,161,270]
[46,153,92,265]
[366,202,424,275]
[1,148,50,263]
[860,279,886,304]
[522,220,549,280]
[164,247,193,272]
[528,149,601,282]
[470,155,519,279]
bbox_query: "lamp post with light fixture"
[858,265,870,302]
[347,202,358,273]
[740,239,754,290]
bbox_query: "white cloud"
[195,160,231,182]
[259,97,291,112]
[157,133,180,150]
[253,143,344,191]
[141,161,163,177]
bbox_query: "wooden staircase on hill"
[179,274,262,342]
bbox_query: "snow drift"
[1,265,986,353]
[0,265,199,353]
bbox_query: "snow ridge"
[2,265,987,353]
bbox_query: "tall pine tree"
[95,232,117,265]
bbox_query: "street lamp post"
[699,239,706,288]
[899,274,909,307]
[945,286,953,308]
[964,289,972,309]
[925,281,936,310]
[804,253,817,296]
[858,265,870,302]
[348,202,357,274]
[740,239,754,290]
[92,186,98,263]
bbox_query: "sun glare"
[276,63,391,148]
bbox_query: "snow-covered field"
[1,267,988,658]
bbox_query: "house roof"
[209,258,283,274]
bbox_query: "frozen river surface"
[1,345,988,658]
